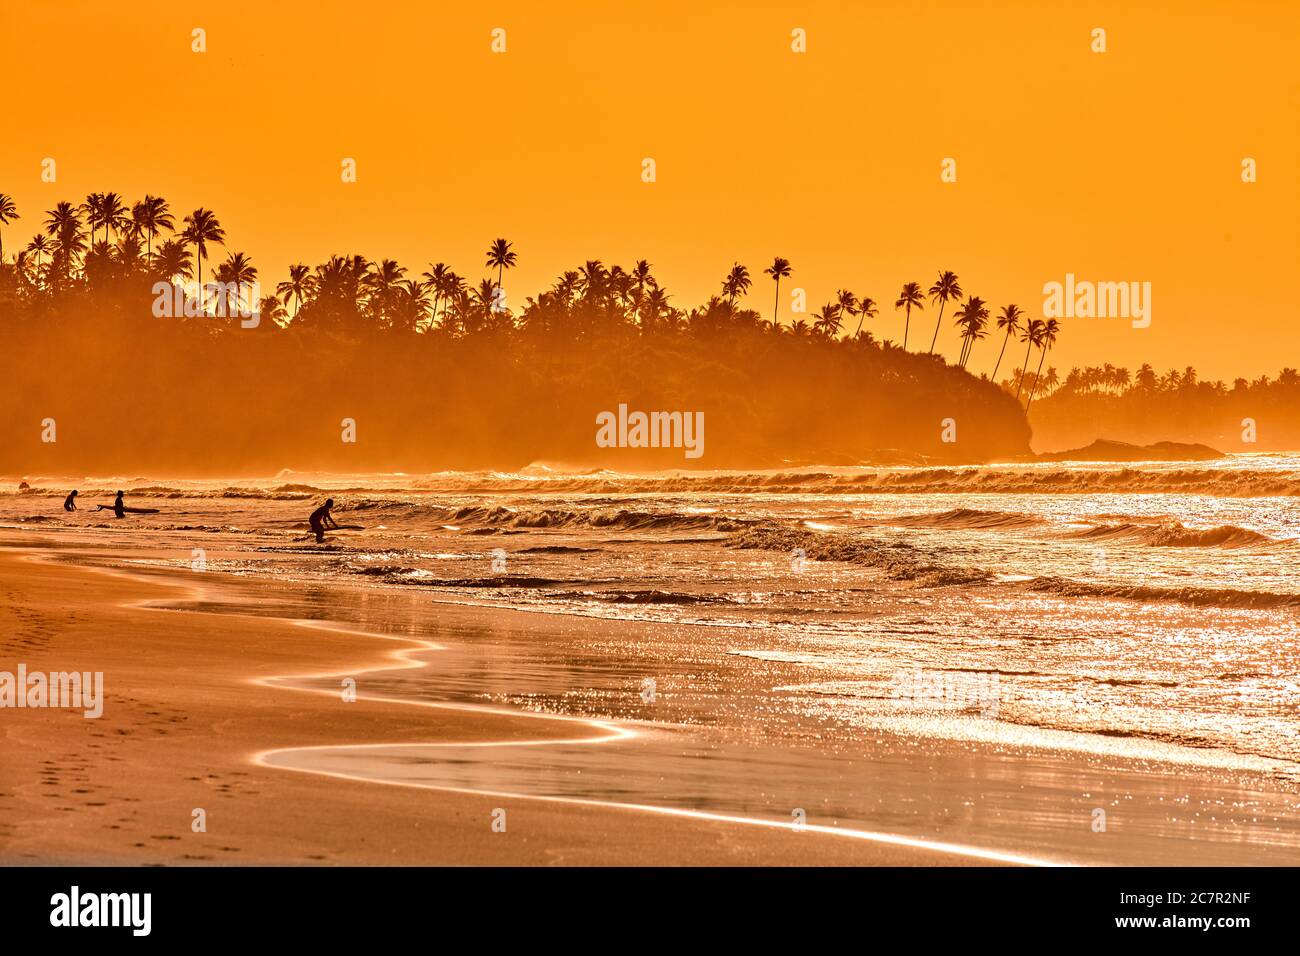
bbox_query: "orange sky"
[2,0,1297,380]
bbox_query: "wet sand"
[0,536,995,866]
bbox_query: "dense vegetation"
[0,191,1052,473]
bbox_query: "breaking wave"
[1064,521,1281,549]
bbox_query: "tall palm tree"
[854,296,878,336]
[835,289,858,336]
[953,295,989,367]
[366,258,407,326]
[44,202,86,281]
[81,193,105,246]
[100,192,130,245]
[926,270,962,354]
[25,234,52,286]
[211,251,257,317]
[421,262,451,323]
[181,208,225,314]
[277,264,313,318]
[722,263,752,304]
[485,238,516,290]
[0,194,18,263]
[894,281,924,350]
[990,304,1023,381]
[133,195,173,258]
[1016,318,1046,399]
[1025,319,1060,410]
[763,257,792,325]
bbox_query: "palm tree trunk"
[903,306,910,350]
[1026,347,1050,411]
[1015,339,1034,399]
[773,279,780,326]
[991,329,1011,381]
[928,301,946,353]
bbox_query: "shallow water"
[5,457,1300,862]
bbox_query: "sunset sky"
[2,0,1296,379]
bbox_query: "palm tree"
[100,192,130,245]
[485,238,516,290]
[421,262,451,323]
[211,251,257,317]
[894,281,924,350]
[44,202,86,281]
[152,239,192,285]
[257,295,289,329]
[953,295,989,367]
[811,302,843,337]
[1016,318,1046,399]
[926,270,962,354]
[835,289,858,335]
[990,304,1023,381]
[722,263,752,304]
[763,257,792,325]
[25,234,52,286]
[0,194,18,264]
[132,195,173,258]
[854,296,878,336]
[81,193,105,245]
[1025,319,1060,410]
[366,258,407,326]
[181,208,225,314]
[277,264,313,318]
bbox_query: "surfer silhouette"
[309,499,340,543]
[92,491,158,518]
[63,490,78,512]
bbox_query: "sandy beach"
[0,534,1001,866]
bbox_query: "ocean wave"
[1026,575,1300,609]
[727,524,992,586]
[886,508,1045,530]
[1064,521,1281,548]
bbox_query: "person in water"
[64,490,78,512]
[110,490,125,518]
[309,499,340,543]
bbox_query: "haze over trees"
[20,188,1255,473]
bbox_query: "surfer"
[91,491,158,518]
[309,498,340,543]
[63,490,78,512]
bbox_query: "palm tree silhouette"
[764,257,792,325]
[181,208,225,314]
[953,295,989,367]
[81,193,105,246]
[152,239,192,285]
[854,296,878,337]
[835,289,859,338]
[277,264,313,319]
[44,202,86,281]
[212,251,257,317]
[812,302,843,337]
[990,304,1023,381]
[1016,318,1046,399]
[1025,318,1060,411]
[894,282,924,350]
[100,192,130,245]
[25,234,52,286]
[0,194,18,264]
[486,238,516,291]
[722,263,752,304]
[927,271,962,354]
[132,195,173,259]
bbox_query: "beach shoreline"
[0,535,1009,866]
